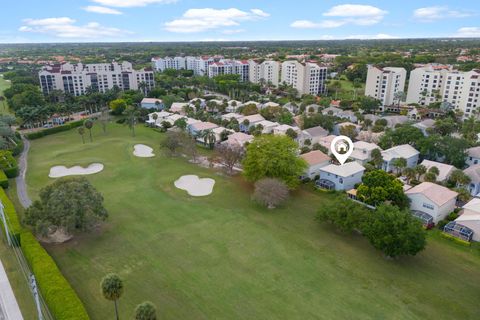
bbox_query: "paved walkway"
[0,260,23,320]
[16,137,32,209]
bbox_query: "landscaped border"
[0,188,90,320]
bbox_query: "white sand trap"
[49,163,104,178]
[174,175,215,197]
[133,144,155,157]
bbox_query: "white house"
[300,150,331,180]
[256,120,279,134]
[463,164,480,196]
[451,198,480,242]
[163,114,186,126]
[318,135,338,154]
[301,126,329,146]
[333,122,361,136]
[382,115,409,128]
[350,141,381,165]
[317,162,365,191]
[238,114,265,132]
[405,182,458,224]
[146,111,172,126]
[419,159,455,182]
[381,144,419,172]
[224,132,254,148]
[322,107,357,122]
[141,98,164,110]
[212,127,233,142]
[273,124,301,137]
[170,102,189,115]
[466,146,480,166]
[221,113,244,122]
[187,121,219,136]
[261,101,280,109]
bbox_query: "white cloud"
[164,8,269,33]
[83,6,123,15]
[222,29,246,35]
[291,4,387,29]
[455,27,480,38]
[19,17,131,39]
[91,0,176,7]
[324,4,387,17]
[413,6,473,22]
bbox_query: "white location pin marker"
[330,135,354,165]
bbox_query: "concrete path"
[0,260,23,320]
[15,137,32,209]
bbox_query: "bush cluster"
[25,120,85,140]
[0,150,18,178]
[0,189,22,244]
[0,170,8,189]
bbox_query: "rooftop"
[420,159,456,181]
[382,144,419,161]
[300,150,331,166]
[405,182,458,207]
[320,162,365,177]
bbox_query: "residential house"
[420,159,455,182]
[221,113,244,122]
[301,126,329,145]
[305,104,320,114]
[463,164,480,196]
[187,121,219,136]
[413,119,436,136]
[212,127,233,142]
[163,114,185,126]
[357,130,384,144]
[381,144,420,172]
[322,106,358,122]
[224,132,254,148]
[449,198,480,241]
[261,101,280,109]
[405,182,458,224]
[284,102,299,114]
[382,115,409,128]
[141,98,164,110]
[350,141,381,165]
[300,150,331,179]
[317,162,365,191]
[170,102,189,115]
[256,120,279,134]
[466,146,480,166]
[318,135,338,153]
[146,111,172,126]
[273,124,301,137]
[239,114,265,132]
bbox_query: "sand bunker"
[174,175,215,197]
[49,163,104,178]
[133,144,155,157]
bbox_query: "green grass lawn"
[24,123,480,320]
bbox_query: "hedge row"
[441,232,471,246]
[25,120,85,140]
[21,232,90,320]
[0,189,90,319]
[0,188,21,244]
[0,170,8,189]
[0,150,18,178]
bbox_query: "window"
[422,203,434,210]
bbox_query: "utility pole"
[30,274,43,320]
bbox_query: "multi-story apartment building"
[406,64,452,105]
[151,56,186,72]
[281,60,327,95]
[406,64,480,117]
[365,66,407,109]
[206,60,249,82]
[39,61,155,96]
[248,60,280,86]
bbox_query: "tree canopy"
[357,170,409,209]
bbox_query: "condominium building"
[39,61,155,96]
[151,56,186,72]
[365,66,407,108]
[248,60,281,86]
[406,65,480,117]
[406,64,452,105]
[207,60,249,82]
[281,60,327,95]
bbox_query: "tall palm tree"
[202,130,216,149]
[134,301,157,320]
[101,273,124,320]
[77,127,86,144]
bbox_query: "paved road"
[15,137,32,209]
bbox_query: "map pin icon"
[330,135,354,165]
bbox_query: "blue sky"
[0,0,479,43]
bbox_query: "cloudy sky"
[1,0,479,43]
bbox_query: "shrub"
[446,212,459,221]
[0,170,8,189]
[0,188,22,245]
[25,120,84,140]
[21,232,90,320]
[441,232,471,246]
[437,220,448,230]
[0,151,18,178]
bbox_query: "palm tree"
[134,301,157,320]
[414,164,427,180]
[202,130,216,149]
[77,127,86,144]
[84,119,94,142]
[101,273,124,320]
[125,106,140,137]
[391,157,407,175]
[151,113,158,127]
[403,167,416,184]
